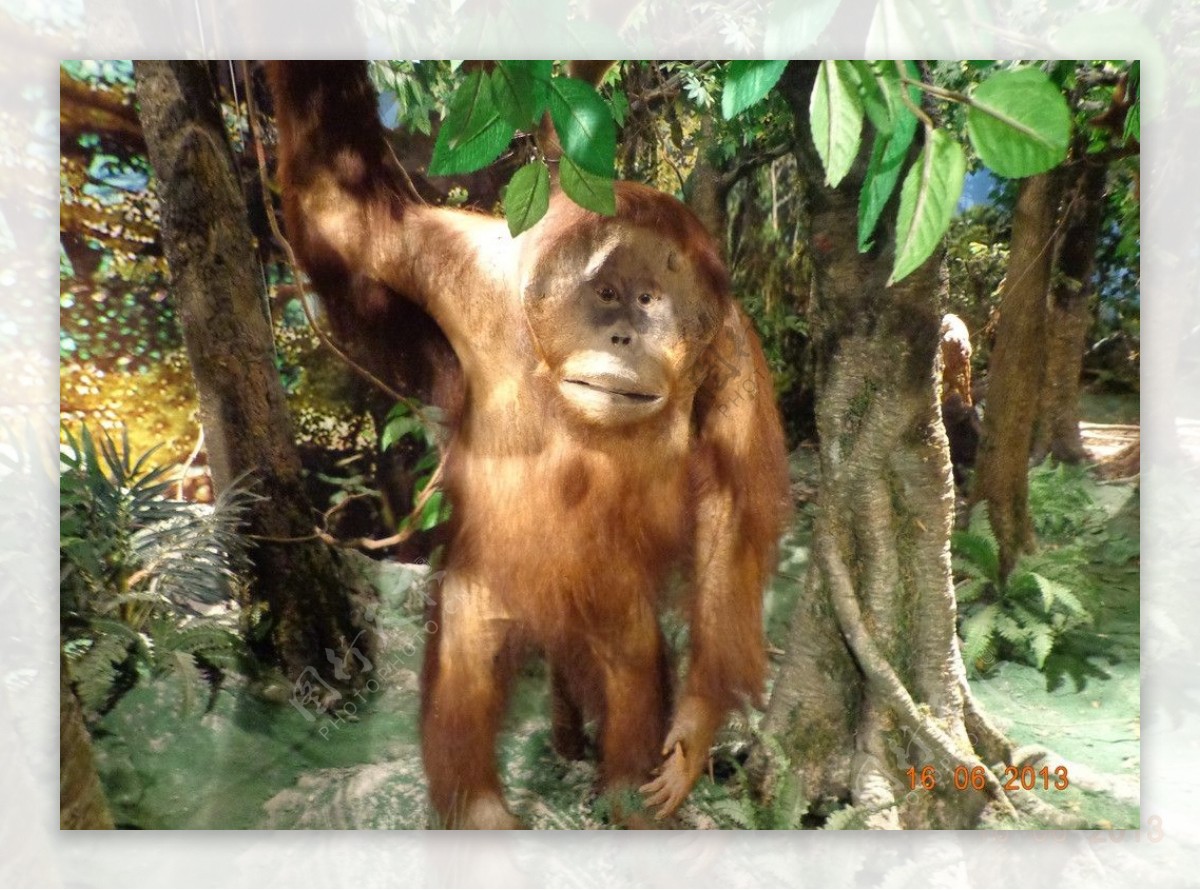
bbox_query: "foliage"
[60,63,173,374]
[428,68,519,177]
[721,60,788,120]
[504,159,551,237]
[964,68,1071,178]
[1027,462,1107,540]
[857,64,920,252]
[685,734,808,829]
[60,425,254,717]
[891,128,967,284]
[368,60,457,136]
[794,61,1071,283]
[952,508,1115,692]
[424,61,620,231]
[942,203,1010,353]
[380,401,450,534]
[1094,157,1141,341]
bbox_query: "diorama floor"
[91,397,1141,830]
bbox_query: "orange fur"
[267,62,790,828]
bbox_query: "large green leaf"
[721,60,788,119]
[548,76,616,178]
[850,61,901,135]
[889,128,966,285]
[857,103,918,252]
[504,160,551,236]
[809,60,863,188]
[559,154,615,216]
[429,69,515,176]
[966,67,1071,178]
[491,63,539,131]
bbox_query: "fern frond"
[1028,572,1090,619]
[822,805,868,830]
[170,650,203,716]
[960,603,999,671]
[71,632,132,713]
[951,530,999,583]
[1030,625,1054,669]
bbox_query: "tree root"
[1004,785,1088,828]
[961,676,1015,765]
[821,539,1018,820]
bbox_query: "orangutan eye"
[598,287,617,302]
[637,292,653,306]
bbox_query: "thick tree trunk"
[972,172,1058,581]
[1032,162,1107,464]
[60,655,113,830]
[759,63,1027,829]
[134,61,368,682]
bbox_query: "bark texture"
[1032,162,1107,464]
[972,173,1058,581]
[758,63,1025,829]
[60,655,114,829]
[684,117,732,252]
[134,61,368,681]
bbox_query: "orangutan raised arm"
[266,60,789,828]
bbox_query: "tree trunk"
[972,173,1058,581]
[684,117,731,253]
[133,61,368,683]
[1032,162,1107,464]
[758,62,1029,829]
[60,654,114,830]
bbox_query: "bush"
[60,425,255,716]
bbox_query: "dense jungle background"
[59,59,1140,830]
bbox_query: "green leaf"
[491,64,538,131]
[1123,61,1140,143]
[429,70,515,176]
[955,578,988,605]
[890,128,966,285]
[609,90,630,127]
[1028,572,1090,618]
[951,529,999,583]
[512,60,553,111]
[560,154,616,215]
[381,414,422,451]
[1123,102,1139,143]
[850,61,898,135]
[995,611,1032,645]
[966,67,1071,178]
[1030,625,1055,668]
[857,102,918,252]
[721,60,788,119]
[548,76,616,178]
[419,490,446,531]
[809,60,863,188]
[504,160,551,236]
[961,603,999,671]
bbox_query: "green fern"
[686,734,810,829]
[951,514,1112,690]
[60,424,254,718]
[960,602,1000,672]
[1027,462,1106,540]
[822,805,870,830]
